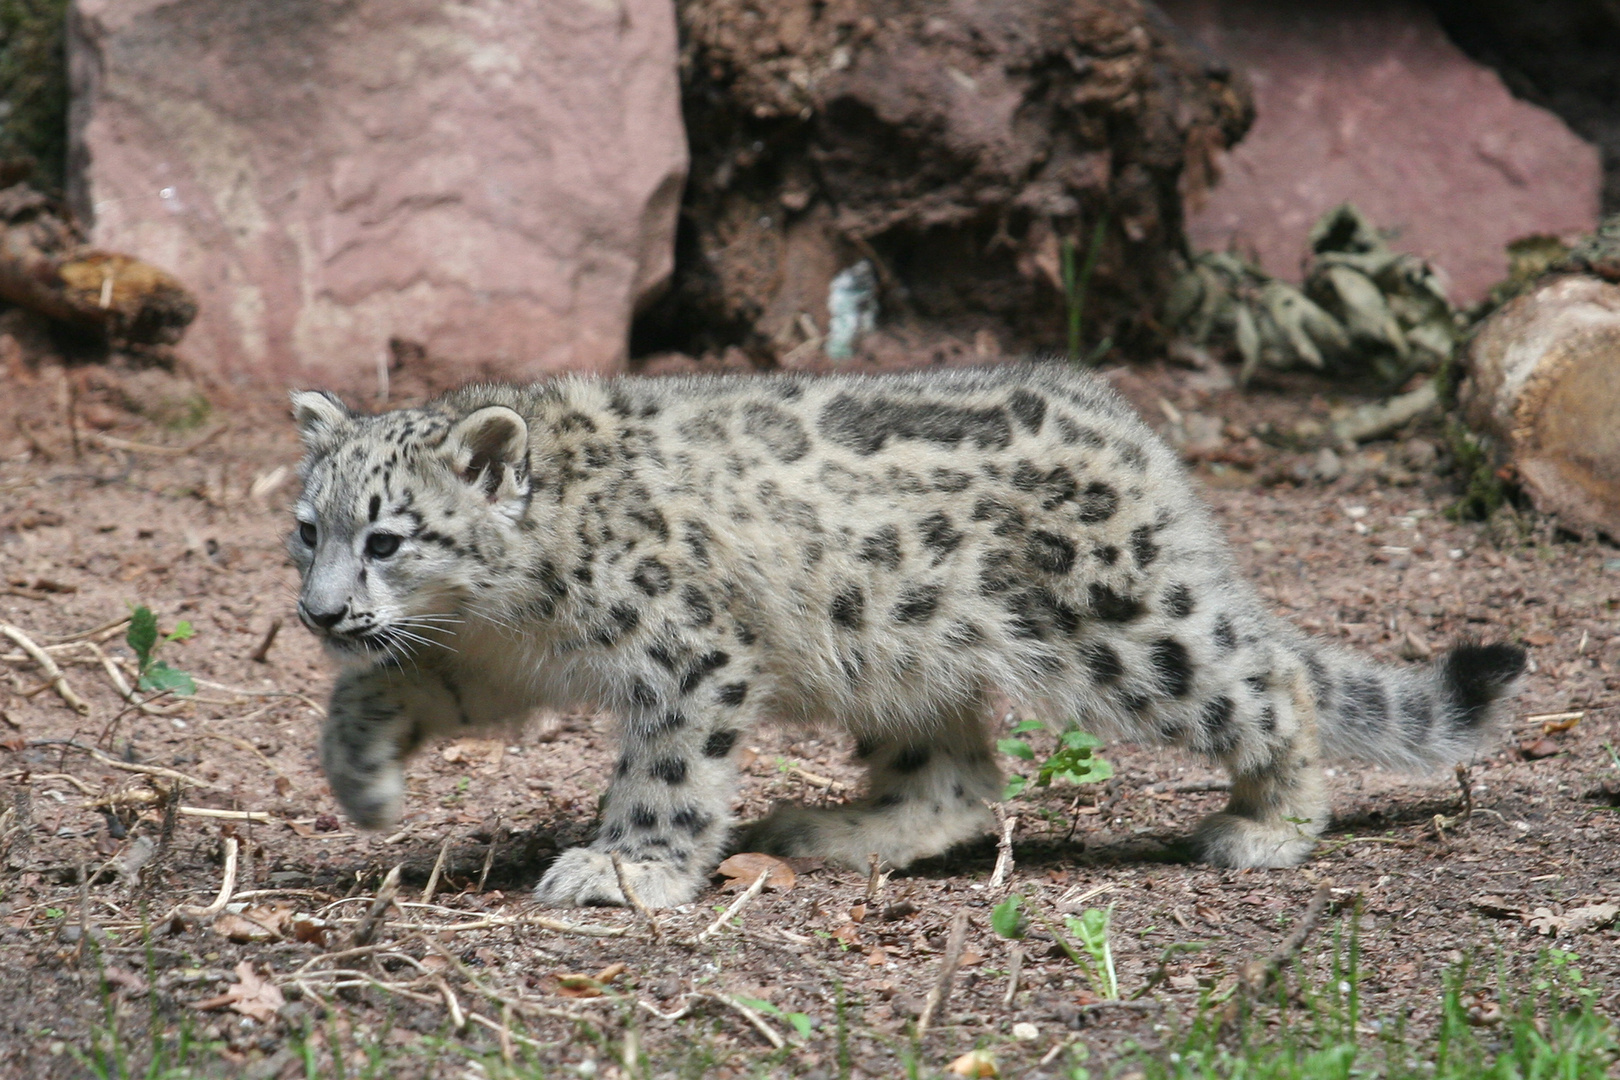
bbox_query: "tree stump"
[1458,274,1620,538]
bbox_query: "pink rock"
[1161,0,1601,305]
[67,0,687,391]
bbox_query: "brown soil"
[0,356,1617,1078]
[634,0,1252,363]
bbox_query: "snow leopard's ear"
[445,405,530,504]
[290,390,352,449]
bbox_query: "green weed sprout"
[993,894,1119,1000]
[1061,216,1111,366]
[1000,720,1113,799]
[733,997,814,1041]
[126,605,195,697]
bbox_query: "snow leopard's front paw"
[320,670,417,830]
[532,847,702,908]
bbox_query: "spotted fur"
[288,363,1524,907]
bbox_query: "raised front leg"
[741,702,1002,872]
[322,663,519,829]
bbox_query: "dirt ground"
[0,352,1617,1079]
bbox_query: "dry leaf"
[848,903,867,923]
[865,946,889,966]
[958,949,984,967]
[193,961,284,1024]
[1563,903,1620,934]
[553,963,627,999]
[1527,908,1565,936]
[716,852,796,892]
[1472,895,1526,918]
[1519,738,1561,760]
[1542,714,1583,734]
[213,904,292,943]
[291,918,328,947]
[1522,632,1555,647]
[1530,902,1618,936]
[441,738,506,770]
[831,924,859,945]
[948,1049,999,1077]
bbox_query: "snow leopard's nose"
[300,601,348,631]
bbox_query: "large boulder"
[67,0,687,392]
[1162,0,1601,306]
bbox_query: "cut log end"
[1461,276,1620,538]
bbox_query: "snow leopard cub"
[289,362,1524,908]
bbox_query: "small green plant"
[733,997,814,1040]
[1443,416,1510,523]
[993,894,1119,1000]
[1001,720,1113,799]
[126,605,195,697]
[1061,215,1112,365]
[991,893,1028,940]
[1064,906,1119,1000]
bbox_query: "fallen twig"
[611,852,663,941]
[173,837,238,920]
[1143,779,1230,794]
[1003,944,1022,1006]
[476,814,502,893]
[865,852,887,902]
[249,619,282,664]
[701,992,785,1050]
[86,426,228,458]
[422,837,451,906]
[25,739,222,790]
[42,616,130,646]
[695,867,770,944]
[350,864,403,948]
[787,766,849,793]
[1223,882,1335,1026]
[2,623,90,714]
[915,909,969,1040]
[986,800,1016,891]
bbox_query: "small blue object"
[825,260,878,360]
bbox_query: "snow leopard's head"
[287,390,532,662]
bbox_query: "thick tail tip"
[1438,640,1527,727]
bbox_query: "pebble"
[1312,447,1343,482]
[1011,1021,1040,1041]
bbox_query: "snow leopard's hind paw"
[532,847,704,908]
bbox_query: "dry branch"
[986,801,1016,891]
[701,993,786,1049]
[1222,881,1335,1027]
[915,910,970,1039]
[350,864,403,948]
[2,623,89,714]
[249,619,282,663]
[172,836,238,920]
[422,837,451,906]
[696,866,770,944]
[611,852,663,941]
[25,739,222,790]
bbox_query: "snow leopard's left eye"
[365,532,401,559]
[298,521,317,546]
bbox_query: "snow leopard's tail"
[1303,638,1526,770]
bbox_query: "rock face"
[1460,275,1620,539]
[1161,0,1602,306]
[67,0,687,391]
[634,0,1253,363]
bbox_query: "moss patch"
[0,0,70,190]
